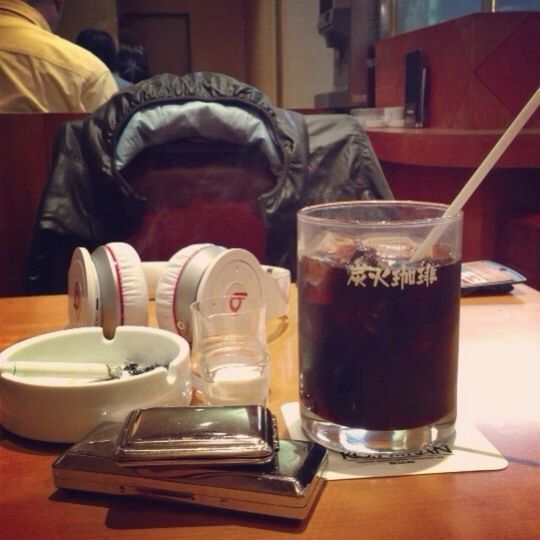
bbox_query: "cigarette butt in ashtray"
[0,360,124,380]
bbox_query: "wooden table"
[1,286,539,539]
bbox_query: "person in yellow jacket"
[0,0,118,112]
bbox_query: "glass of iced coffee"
[297,201,462,454]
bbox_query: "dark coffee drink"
[298,250,461,431]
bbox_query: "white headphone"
[67,242,290,340]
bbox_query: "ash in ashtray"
[124,362,163,376]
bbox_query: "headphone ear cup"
[92,242,148,337]
[105,242,149,325]
[155,244,213,336]
[68,247,101,327]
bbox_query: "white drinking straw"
[411,87,540,263]
[0,361,124,380]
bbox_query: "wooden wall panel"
[381,163,540,264]
[375,12,540,129]
[245,0,278,104]
[0,114,86,297]
[58,0,118,41]
[118,0,249,82]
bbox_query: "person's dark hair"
[117,44,150,83]
[76,28,117,71]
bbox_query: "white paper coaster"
[281,402,508,480]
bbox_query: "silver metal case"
[114,405,279,466]
[52,422,327,520]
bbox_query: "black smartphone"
[461,260,526,296]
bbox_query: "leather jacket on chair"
[27,72,393,293]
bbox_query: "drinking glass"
[190,296,269,405]
[297,201,462,454]
[199,343,270,406]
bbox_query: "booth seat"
[0,113,87,296]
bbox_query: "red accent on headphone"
[73,281,81,311]
[229,291,248,313]
[105,245,125,325]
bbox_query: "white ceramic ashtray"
[0,326,191,443]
